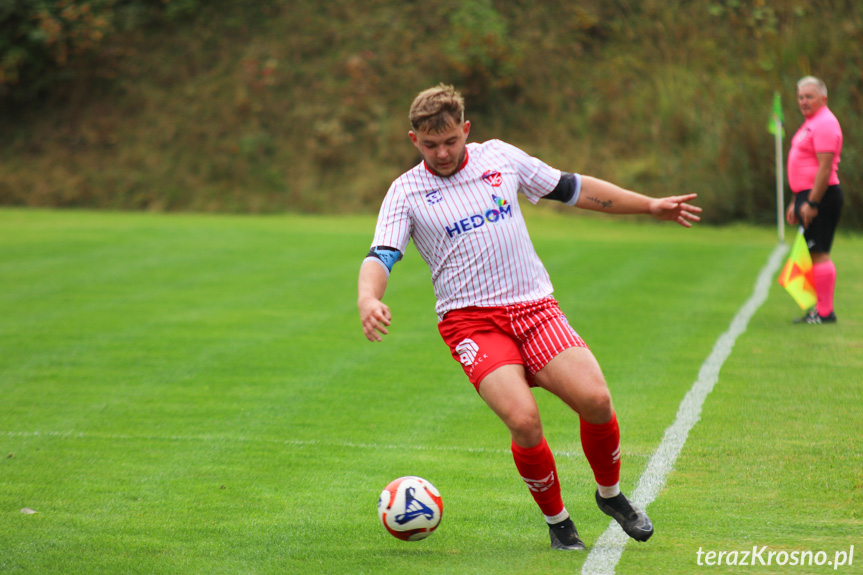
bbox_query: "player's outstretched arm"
[358,260,392,342]
[576,176,702,227]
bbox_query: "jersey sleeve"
[370,181,413,256]
[812,118,842,155]
[490,139,563,205]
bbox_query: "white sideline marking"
[581,243,788,575]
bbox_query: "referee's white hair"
[797,75,827,97]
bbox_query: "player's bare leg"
[478,365,585,550]
[535,347,654,542]
[478,364,542,447]
[533,346,612,424]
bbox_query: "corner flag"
[777,228,816,310]
[767,91,784,136]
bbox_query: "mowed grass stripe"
[2,208,857,574]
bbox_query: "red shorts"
[438,297,588,391]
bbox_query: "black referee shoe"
[548,517,586,550]
[794,309,837,324]
[595,490,654,542]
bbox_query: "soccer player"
[358,84,701,550]
[785,76,844,324]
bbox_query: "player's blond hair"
[409,84,465,134]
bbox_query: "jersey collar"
[423,148,470,177]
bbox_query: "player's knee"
[581,388,613,422]
[505,411,543,445]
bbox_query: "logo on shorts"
[481,170,503,187]
[456,338,479,365]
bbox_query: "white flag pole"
[774,114,785,243]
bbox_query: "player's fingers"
[363,321,387,342]
[361,312,388,341]
[362,326,379,342]
[681,209,701,222]
[665,193,698,205]
[680,202,702,214]
[376,309,391,326]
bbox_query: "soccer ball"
[377,476,443,541]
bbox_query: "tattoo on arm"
[587,196,613,209]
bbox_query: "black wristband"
[806,200,820,209]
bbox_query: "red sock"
[813,260,837,317]
[511,437,564,517]
[580,412,621,488]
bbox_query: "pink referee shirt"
[787,105,842,193]
[370,139,580,319]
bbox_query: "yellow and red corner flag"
[778,228,817,310]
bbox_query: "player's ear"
[409,130,418,144]
[463,121,471,137]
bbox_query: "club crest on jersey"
[425,189,443,205]
[481,170,503,187]
[444,195,513,238]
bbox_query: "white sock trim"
[597,482,621,499]
[544,508,570,525]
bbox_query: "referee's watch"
[806,200,820,209]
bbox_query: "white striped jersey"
[369,139,580,319]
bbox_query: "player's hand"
[649,193,702,227]
[359,297,392,342]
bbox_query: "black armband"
[542,172,581,206]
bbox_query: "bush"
[0,0,860,228]
[0,0,205,102]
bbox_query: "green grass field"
[1,208,860,574]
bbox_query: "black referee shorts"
[794,185,844,254]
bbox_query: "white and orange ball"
[377,476,443,541]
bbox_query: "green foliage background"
[1,0,861,227]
